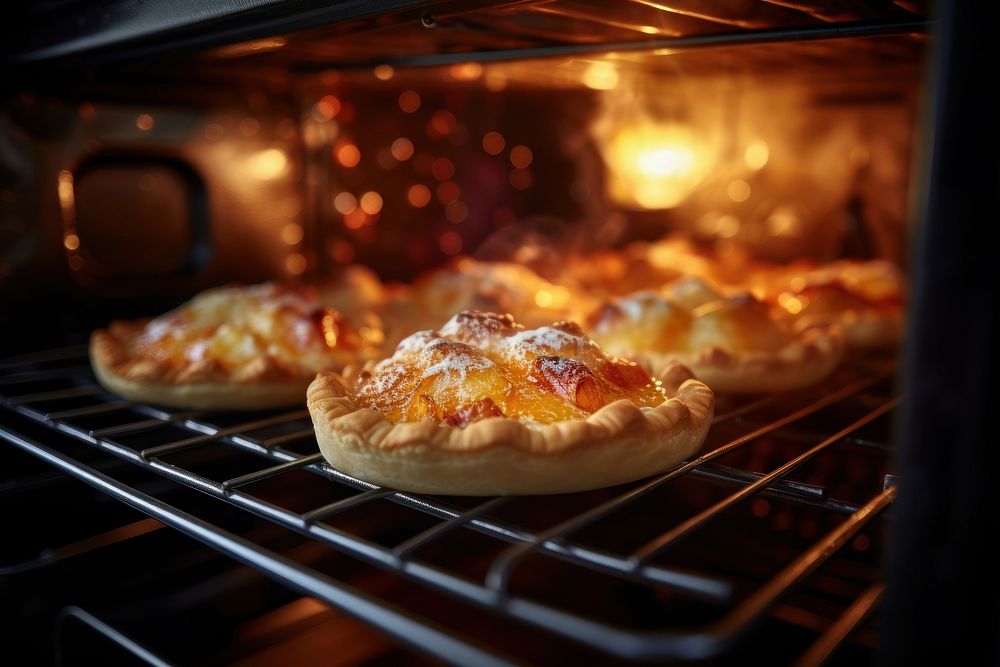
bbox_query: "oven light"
[604,122,708,209]
[246,149,288,180]
[583,62,619,90]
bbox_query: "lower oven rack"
[0,346,899,665]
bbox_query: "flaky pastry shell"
[307,362,714,495]
[91,323,311,410]
[641,323,845,394]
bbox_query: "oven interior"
[0,1,942,664]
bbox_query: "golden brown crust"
[640,323,844,394]
[307,362,713,495]
[90,328,311,409]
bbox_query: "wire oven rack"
[0,345,899,665]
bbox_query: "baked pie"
[750,259,905,349]
[91,269,387,409]
[307,310,713,495]
[588,277,845,393]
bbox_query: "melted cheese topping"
[126,282,382,381]
[355,310,665,426]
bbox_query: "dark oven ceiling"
[3,0,929,70]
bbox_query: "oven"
[2,2,997,665]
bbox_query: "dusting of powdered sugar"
[438,310,520,344]
[358,363,409,402]
[421,353,495,382]
[392,330,437,358]
[500,326,597,362]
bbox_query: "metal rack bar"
[55,606,172,667]
[794,584,884,667]
[47,400,134,420]
[222,453,326,490]
[6,385,102,405]
[1,348,896,661]
[301,489,397,524]
[373,18,933,69]
[0,345,88,369]
[393,497,512,559]
[630,398,899,564]
[139,410,309,458]
[484,375,888,593]
[0,366,93,385]
[707,488,895,655]
[2,426,516,667]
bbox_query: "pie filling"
[355,310,666,426]
[119,283,382,381]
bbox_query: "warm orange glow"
[534,290,553,308]
[376,148,395,170]
[510,145,533,169]
[436,181,460,204]
[445,200,469,223]
[136,114,154,131]
[407,184,432,208]
[450,62,483,81]
[431,157,455,181]
[314,95,341,120]
[767,206,802,235]
[320,312,339,346]
[239,117,260,136]
[482,131,505,155]
[373,65,395,80]
[850,146,870,168]
[777,291,808,314]
[215,37,287,58]
[277,118,296,140]
[331,240,355,263]
[335,142,361,168]
[485,72,508,92]
[359,191,383,215]
[333,192,357,214]
[359,325,385,349]
[246,149,289,180]
[391,138,414,161]
[399,91,421,113]
[427,110,456,138]
[727,179,751,202]
[438,231,463,255]
[343,208,366,229]
[63,233,80,250]
[745,140,770,169]
[204,124,224,141]
[285,253,307,275]
[281,223,304,245]
[57,170,75,211]
[509,169,533,190]
[603,122,706,209]
[583,62,619,90]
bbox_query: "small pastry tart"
[407,258,582,329]
[751,259,905,349]
[307,310,714,495]
[588,278,844,394]
[91,279,385,410]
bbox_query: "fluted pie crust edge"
[306,362,714,495]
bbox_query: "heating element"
[1,345,898,665]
